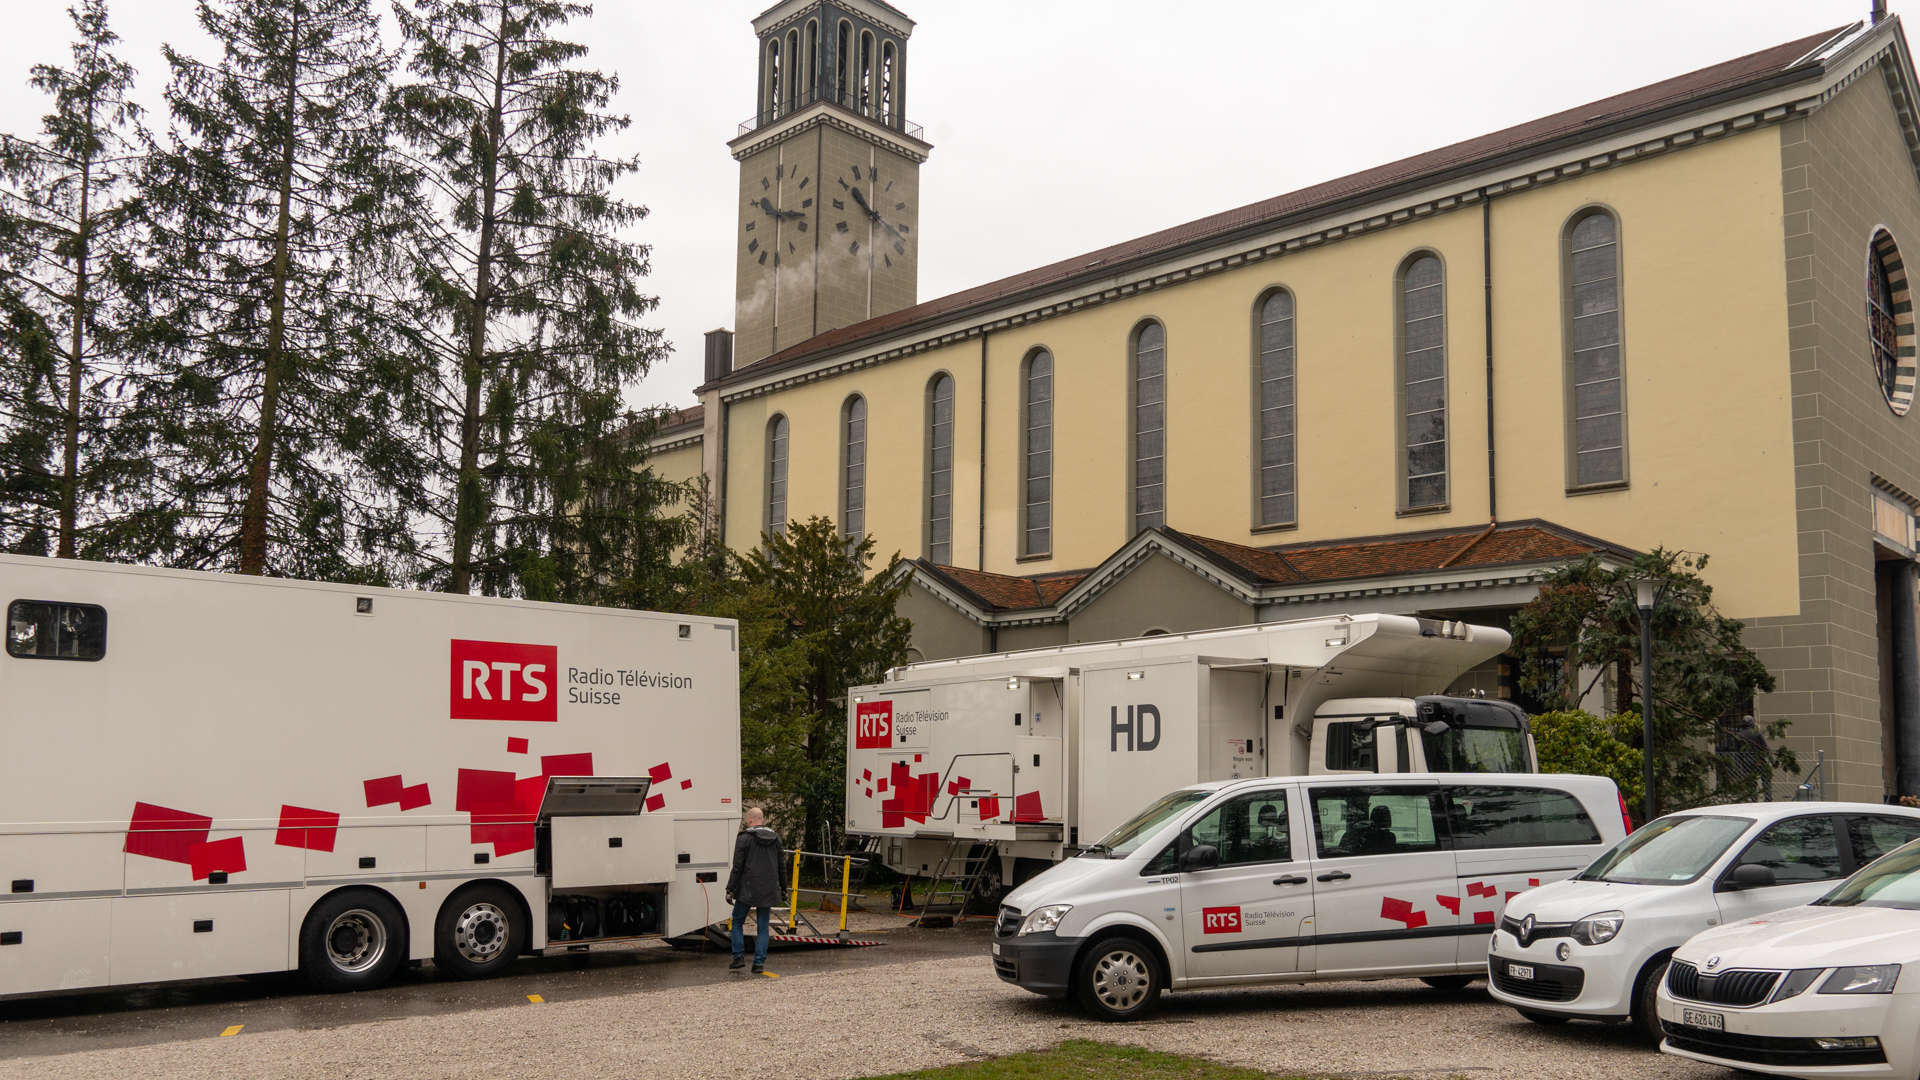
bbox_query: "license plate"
[992,943,1001,956]
[1681,1008,1725,1032]
[1508,964,1534,980]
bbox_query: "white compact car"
[1489,802,1920,1042]
[992,772,1624,1020]
[1656,838,1920,1077]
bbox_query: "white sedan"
[1658,838,1920,1078]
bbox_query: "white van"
[1490,802,1920,1043]
[991,772,1626,1020]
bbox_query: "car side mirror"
[1725,863,1777,891]
[1179,844,1221,872]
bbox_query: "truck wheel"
[1420,975,1477,991]
[298,888,407,993]
[969,850,1005,912]
[1073,936,1162,1021]
[435,883,526,980]
[1631,957,1671,1043]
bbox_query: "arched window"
[926,374,955,564]
[1566,211,1626,486]
[1023,351,1054,557]
[1869,229,1916,415]
[766,415,789,536]
[1133,323,1167,532]
[1256,290,1296,526]
[785,29,800,106]
[766,39,782,120]
[842,396,867,542]
[805,21,818,100]
[881,42,895,123]
[1399,255,1447,509]
[836,22,851,105]
[859,31,874,116]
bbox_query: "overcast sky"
[0,0,1879,413]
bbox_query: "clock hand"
[851,185,878,219]
[758,197,779,216]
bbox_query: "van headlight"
[1819,965,1901,994]
[1570,910,1625,946]
[1018,904,1072,936]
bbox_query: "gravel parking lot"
[1,943,1726,1080]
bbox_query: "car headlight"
[1770,968,1825,1002]
[1819,965,1901,995]
[1570,910,1625,946]
[1018,904,1071,936]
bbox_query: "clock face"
[742,162,812,268]
[831,162,910,268]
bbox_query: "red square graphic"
[680,779,693,790]
[451,639,558,722]
[645,794,666,812]
[1201,906,1242,934]
[397,783,431,811]
[275,805,340,852]
[648,762,672,784]
[542,753,594,778]
[854,701,894,749]
[507,737,529,754]
[364,775,404,807]
[1475,910,1496,924]
[124,802,212,864]
[189,836,247,880]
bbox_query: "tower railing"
[737,83,923,141]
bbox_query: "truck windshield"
[1087,790,1211,857]
[1421,721,1528,772]
[1817,842,1920,909]
[1576,815,1752,885]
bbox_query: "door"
[1304,782,1460,977]
[1714,813,1850,923]
[1177,787,1313,980]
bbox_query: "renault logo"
[1706,955,1722,970]
[1519,914,1534,946]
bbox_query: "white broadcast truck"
[845,614,1541,904]
[0,554,741,997]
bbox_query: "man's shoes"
[751,962,765,974]
[730,955,746,970]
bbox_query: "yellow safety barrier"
[787,846,803,930]
[775,847,872,940]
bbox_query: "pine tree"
[137,0,419,579]
[0,0,148,559]
[390,0,675,598]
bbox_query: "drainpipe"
[1897,561,1920,799]
[1482,191,1498,524]
[979,331,989,570]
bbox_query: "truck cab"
[1314,696,1537,774]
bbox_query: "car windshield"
[1087,790,1212,857]
[1819,841,1920,909]
[1576,814,1752,885]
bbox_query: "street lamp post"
[1632,577,1669,826]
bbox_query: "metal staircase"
[910,840,996,925]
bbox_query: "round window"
[1867,229,1914,415]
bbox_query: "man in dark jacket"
[726,806,786,973]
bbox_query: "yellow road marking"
[527,994,544,1003]
[219,1025,243,1037]
[762,972,779,978]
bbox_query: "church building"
[650,2,1920,805]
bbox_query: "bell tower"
[729,1,932,364]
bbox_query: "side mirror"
[1423,720,1451,736]
[1179,844,1221,872]
[1725,863,1777,891]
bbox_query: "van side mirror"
[1179,844,1220,872]
[1724,863,1777,891]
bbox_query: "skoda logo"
[1519,914,1534,945]
[1706,955,1722,970]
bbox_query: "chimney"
[704,329,734,383]
[1874,0,1888,24]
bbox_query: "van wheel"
[1632,957,1670,1043]
[299,889,407,992]
[1517,1008,1570,1025]
[435,883,526,980]
[1073,936,1162,1022]
[1420,975,1476,991]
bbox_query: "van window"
[1187,790,1292,867]
[1446,786,1601,849]
[1323,722,1379,771]
[1311,785,1443,857]
[1848,815,1920,867]
[6,600,107,661]
[1732,815,1844,885]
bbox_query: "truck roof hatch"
[536,776,652,819]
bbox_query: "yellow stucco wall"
[647,440,706,492]
[721,124,1799,618]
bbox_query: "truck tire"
[1632,957,1671,1044]
[298,888,408,993]
[1420,975,1476,991]
[435,883,526,980]
[1073,936,1162,1022]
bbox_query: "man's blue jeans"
[731,901,772,964]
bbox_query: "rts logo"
[451,639,557,722]
[1201,906,1242,934]
[854,701,894,749]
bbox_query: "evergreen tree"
[137,0,419,579]
[390,0,674,598]
[0,0,148,558]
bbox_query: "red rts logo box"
[854,701,894,749]
[1201,906,1242,934]
[451,640,557,722]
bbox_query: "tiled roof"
[651,404,705,438]
[919,563,1089,611]
[714,25,1844,388]
[1187,520,1625,586]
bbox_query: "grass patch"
[856,1040,1297,1080]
